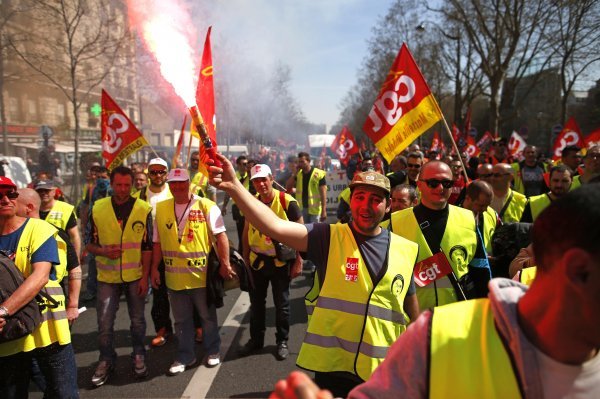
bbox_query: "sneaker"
[195,327,203,343]
[167,359,196,376]
[237,339,263,357]
[133,354,148,378]
[206,353,220,368]
[81,291,95,302]
[276,341,289,360]
[91,360,113,387]
[151,327,170,347]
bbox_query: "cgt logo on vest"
[345,257,359,282]
[413,251,453,288]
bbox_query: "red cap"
[0,176,16,189]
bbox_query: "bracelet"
[0,306,9,318]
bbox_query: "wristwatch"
[0,306,9,318]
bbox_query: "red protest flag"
[331,126,359,166]
[413,252,453,288]
[194,26,217,176]
[430,131,442,152]
[477,131,494,150]
[509,130,527,160]
[172,115,187,169]
[585,128,600,148]
[363,43,443,162]
[465,136,480,158]
[463,108,472,138]
[552,116,585,161]
[101,89,148,171]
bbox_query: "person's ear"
[563,248,594,288]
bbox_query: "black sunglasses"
[421,179,453,189]
[478,173,492,178]
[492,172,511,178]
[407,163,421,169]
[149,170,167,176]
[0,191,19,200]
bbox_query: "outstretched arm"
[209,154,309,252]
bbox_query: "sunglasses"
[407,163,421,169]
[149,170,167,176]
[492,172,511,178]
[478,173,492,178]
[421,179,453,189]
[0,191,19,200]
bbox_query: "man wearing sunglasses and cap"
[0,177,77,397]
[209,154,419,398]
[390,161,491,311]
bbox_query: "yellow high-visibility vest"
[296,168,326,216]
[43,200,76,231]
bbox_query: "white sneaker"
[91,360,113,387]
[167,359,196,376]
[206,353,220,368]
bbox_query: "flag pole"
[432,101,470,183]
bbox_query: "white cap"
[250,164,272,180]
[148,158,168,169]
[166,168,190,182]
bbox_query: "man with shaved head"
[462,181,499,255]
[476,163,493,183]
[490,163,527,223]
[390,161,491,310]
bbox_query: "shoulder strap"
[279,190,287,213]
[498,191,514,220]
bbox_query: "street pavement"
[30,208,320,398]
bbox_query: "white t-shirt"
[153,195,226,243]
[536,346,600,399]
[146,185,171,220]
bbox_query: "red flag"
[363,43,444,162]
[331,126,359,166]
[195,27,217,175]
[430,131,442,152]
[465,136,480,158]
[463,108,472,138]
[509,131,527,160]
[451,123,461,142]
[101,89,148,171]
[413,252,453,287]
[552,117,585,161]
[172,115,187,169]
[477,131,494,150]
[585,128,600,148]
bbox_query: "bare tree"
[546,0,600,124]
[10,0,129,196]
[442,0,553,135]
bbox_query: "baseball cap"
[166,168,190,182]
[148,158,168,169]
[250,164,272,180]
[0,176,17,189]
[35,180,57,190]
[349,171,391,195]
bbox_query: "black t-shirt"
[56,228,79,271]
[40,209,77,230]
[306,223,416,295]
[412,204,449,253]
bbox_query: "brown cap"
[349,171,391,195]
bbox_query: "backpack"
[0,251,59,343]
[491,223,533,278]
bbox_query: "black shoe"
[238,339,263,357]
[276,341,289,360]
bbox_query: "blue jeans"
[302,209,319,224]
[85,253,97,296]
[168,287,220,365]
[97,280,146,362]
[0,343,78,399]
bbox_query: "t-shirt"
[521,164,546,197]
[145,185,171,220]
[306,223,416,295]
[39,209,77,230]
[0,219,59,279]
[153,195,226,243]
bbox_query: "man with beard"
[209,155,419,398]
[521,165,572,223]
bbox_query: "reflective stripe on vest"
[44,200,75,231]
[430,299,523,398]
[297,223,418,381]
[296,168,325,215]
[156,197,213,290]
[0,219,71,357]
[391,205,477,310]
[528,194,551,221]
[500,189,527,223]
[248,189,296,269]
[93,197,151,283]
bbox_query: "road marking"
[181,291,250,399]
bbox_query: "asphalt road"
[29,208,320,399]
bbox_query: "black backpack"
[491,223,533,278]
[0,251,58,343]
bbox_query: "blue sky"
[209,1,396,131]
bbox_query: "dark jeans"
[0,343,79,399]
[85,252,97,296]
[249,257,290,344]
[151,260,173,334]
[232,205,245,253]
